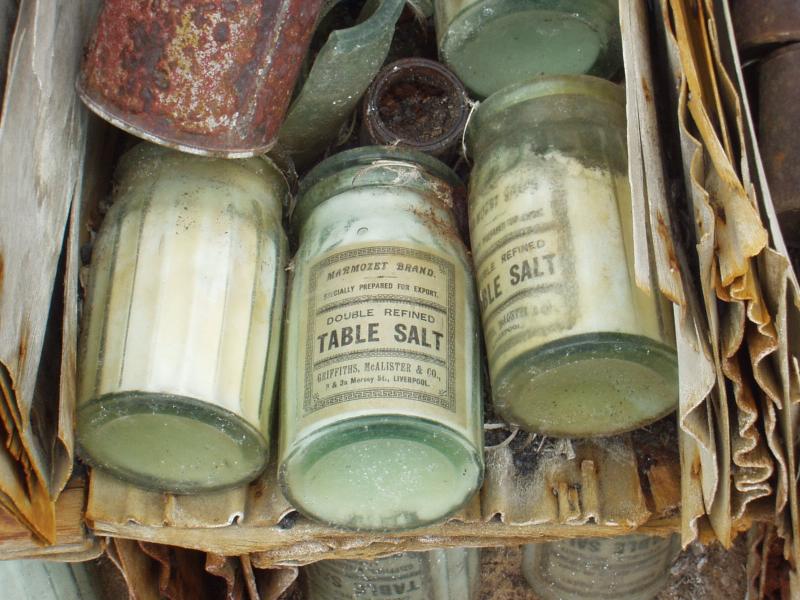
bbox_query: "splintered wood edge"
[88,516,682,559]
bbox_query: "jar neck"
[293,146,463,235]
[296,181,462,252]
[467,76,627,169]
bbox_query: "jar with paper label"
[522,534,680,600]
[279,146,484,531]
[77,143,288,492]
[435,0,621,98]
[467,75,677,437]
[303,548,481,600]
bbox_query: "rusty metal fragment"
[78,0,323,158]
[732,0,800,56]
[759,43,800,237]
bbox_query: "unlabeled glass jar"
[435,0,622,98]
[77,143,288,493]
[522,534,680,600]
[279,146,484,531]
[467,76,677,437]
[303,548,481,600]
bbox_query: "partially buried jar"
[77,143,288,493]
[467,75,677,437]
[303,548,481,599]
[523,534,680,600]
[279,146,484,531]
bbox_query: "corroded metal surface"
[78,0,323,157]
[759,43,800,235]
[732,0,800,56]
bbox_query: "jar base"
[77,392,269,493]
[440,2,617,98]
[280,416,483,531]
[492,333,678,437]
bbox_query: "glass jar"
[77,143,288,492]
[361,58,470,160]
[434,0,622,98]
[303,548,481,599]
[522,534,680,600]
[466,76,677,437]
[279,146,484,531]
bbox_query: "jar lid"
[293,145,463,231]
[466,75,625,153]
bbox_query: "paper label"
[305,554,431,600]
[469,153,580,377]
[469,148,668,379]
[298,243,467,433]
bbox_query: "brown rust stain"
[656,210,681,274]
[17,320,29,373]
[691,454,702,478]
[641,76,653,104]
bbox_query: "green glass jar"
[467,76,677,437]
[277,0,405,168]
[303,548,481,599]
[434,0,622,98]
[279,146,484,531]
[77,143,288,492]
[522,534,680,600]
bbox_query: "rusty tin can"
[78,0,323,158]
[759,42,800,236]
[733,0,800,56]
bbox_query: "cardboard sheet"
[86,422,679,562]
[108,539,302,600]
[0,0,98,542]
[652,0,800,569]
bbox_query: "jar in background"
[522,534,680,600]
[361,58,470,160]
[467,76,677,437]
[303,548,481,599]
[279,146,484,531]
[434,0,621,98]
[77,143,288,492]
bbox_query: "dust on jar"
[279,147,484,531]
[77,143,288,493]
[466,75,678,437]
